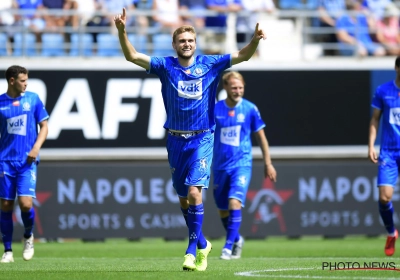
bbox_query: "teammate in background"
[114,8,266,271]
[0,65,49,263]
[213,71,277,260]
[368,56,400,256]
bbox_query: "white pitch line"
[235,268,400,279]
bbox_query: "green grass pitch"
[1,236,399,279]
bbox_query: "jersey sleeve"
[251,104,266,132]
[34,94,49,123]
[371,86,383,110]
[212,54,231,73]
[147,56,166,76]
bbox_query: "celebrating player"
[0,65,49,263]
[114,7,266,271]
[213,71,276,260]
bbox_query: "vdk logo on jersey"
[389,108,400,125]
[7,114,27,135]
[220,125,241,147]
[177,79,203,100]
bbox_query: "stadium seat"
[70,33,93,56]
[128,34,147,53]
[152,34,175,56]
[279,0,318,10]
[96,33,121,57]
[13,33,37,57]
[0,33,8,56]
[41,33,65,56]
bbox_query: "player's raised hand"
[253,23,266,41]
[114,8,127,31]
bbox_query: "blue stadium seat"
[41,33,65,56]
[152,34,174,56]
[128,34,147,53]
[97,33,121,56]
[0,33,8,56]
[70,33,93,56]
[280,0,318,9]
[13,33,37,56]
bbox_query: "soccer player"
[0,65,49,263]
[213,71,277,260]
[114,8,266,271]
[368,56,400,256]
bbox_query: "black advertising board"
[0,70,370,148]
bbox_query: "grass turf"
[0,236,399,279]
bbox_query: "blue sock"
[181,207,207,249]
[224,209,242,250]
[186,204,206,255]
[1,211,13,251]
[21,208,35,239]
[379,201,395,234]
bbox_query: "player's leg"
[179,198,207,249]
[166,134,206,271]
[185,131,213,271]
[377,149,398,256]
[0,163,17,263]
[17,162,37,261]
[225,167,251,260]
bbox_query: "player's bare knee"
[379,197,392,205]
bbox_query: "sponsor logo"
[7,114,27,136]
[12,100,20,106]
[0,107,9,110]
[247,178,294,233]
[220,125,241,147]
[177,79,203,100]
[389,107,400,125]
[228,110,235,117]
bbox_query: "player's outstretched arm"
[114,8,150,70]
[254,129,277,182]
[368,108,381,164]
[27,120,48,164]
[231,23,266,66]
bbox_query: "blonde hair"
[172,25,196,43]
[222,71,245,86]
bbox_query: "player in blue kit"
[213,71,277,260]
[114,8,266,271]
[369,56,400,256]
[0,65,49,263]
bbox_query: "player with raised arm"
[114,7,266,271]
[0,65,49,263]
[369,56,400,256]
[213,71,277,260]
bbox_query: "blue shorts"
[377,149,400,187]
[213,166,252,210]
[166,131,213,197]
[0,161,37,200]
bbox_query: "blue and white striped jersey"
[213,98,265,170]
[372,80,400,149]
[148,54,231,131]
[0,91,49,161]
